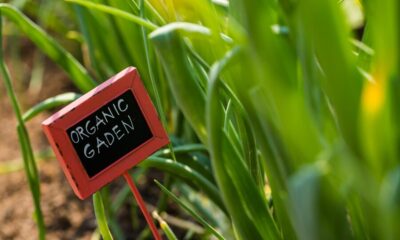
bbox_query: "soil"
[0,161,96,240]
[0,39,97,239]
[0,42,171,239]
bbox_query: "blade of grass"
[152,211,178,240]
[16,125,45,239]
[155,180,225,240]
[0,3,97,92]
[0,14,45,240]
[23,92,81,122]
[380,167,400,239]
[137,0,179,219]
[66,0,158,31]
[73,5,110,79]
[139,156,225,213]
[155,144,207,156]
[138,0,171,149]
[207,49,280,240]
[150,23,210,143]
[93,192,113,240]
[296,0,363,154]
[288,163,352,240]
[177,183,222,229]
[359,0,399,180]
[103,0,137,66]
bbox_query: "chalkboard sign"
[67,90,153,177]
[42,67,169,199]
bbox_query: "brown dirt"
[0,161,96,240]
[0,40,97,239]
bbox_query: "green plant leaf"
[93,192,114,240]
[0,14,45,239]
[207,48,280,240]
[66,0,157,31]
[288,163,352,240]
[139,156,225,213]
[0,3,97,92]
[23,92,81,122]
[150,23,210,144]
[155,180,225,240]
[295,0,363,153]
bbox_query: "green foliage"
[93,192,114,240]
[23,93,81,121]
[0,12,45,240]
[0,4,96,92]
[1,0,400,239]
[155,179,225,240]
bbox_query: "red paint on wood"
[42,67,169,199]
[123,172,162,240]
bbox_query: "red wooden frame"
[42,67,169,199]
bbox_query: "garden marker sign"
[42,67,169,199]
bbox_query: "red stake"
[123,172,162,240]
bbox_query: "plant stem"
[93,192,113,240]
[0,14,45,240]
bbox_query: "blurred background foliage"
[0,0,399,239]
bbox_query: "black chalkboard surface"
[67,90,153,177]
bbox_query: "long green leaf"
[288,164,352,240]
[139,156,225,212]
[152,211,178,240]
[150,23,210,144]
[0,14,46,240]
[155,180,225,240]
[23,92,81,122]
[207,49,280,240]
[93,192,113,240]
[296,0,362,153]
[66,0,157,31]
[0,3,97,92]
